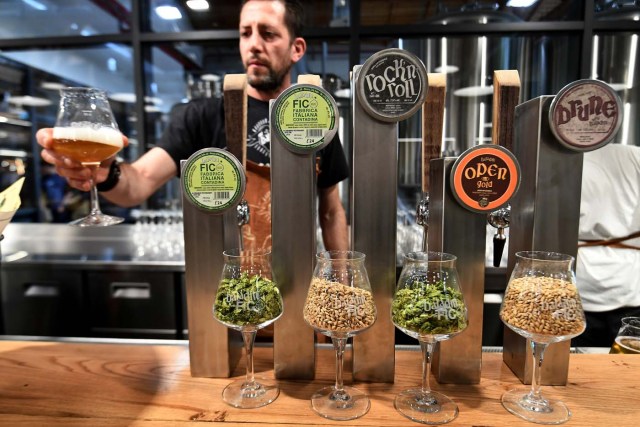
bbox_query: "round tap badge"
[450,145,521,214]
[181,148,246,214]
[549,79,623,152]
[272,84,338,154]
[356,48,428,123]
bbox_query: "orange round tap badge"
[450,145,521,213]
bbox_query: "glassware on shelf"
[52,87,124,226]
[212,248,283,409]
[500,251,586,424]
[610,317,640,354]
[391,251,468,425]
[303,250,377,420]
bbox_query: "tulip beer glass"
[53,87,124,226]
[303,250,377,420]
[391,251,468,424]
[610,317,640,354]
[213,249,283,408]
[500,251,586,424]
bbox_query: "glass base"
[311,385,371,421]
[502,388,571,425]
[222,378,279,409]
[69,213,124,227]
[394,388,459,425]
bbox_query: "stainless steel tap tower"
[429,71,521,384]
[351,49,428,382]
[504,79,623,385]
[271,77,339,379]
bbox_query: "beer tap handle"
[236,200,250,250]
[488,205,511,268]
[419,73,446,252]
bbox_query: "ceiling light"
[435,65,459,74]
[506,0,538,7]
[155,5,182,20]
[21,0,47,10]
[453,86,494,97]
[187,0,209,11]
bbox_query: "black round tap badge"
[356,48,428,123]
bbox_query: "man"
[37,0,349,251]
[573,143,640,347]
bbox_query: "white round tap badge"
[549,79,623,152]
[182,148,246,214]
[272,84,338,154]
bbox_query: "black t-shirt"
[157,96,349,189]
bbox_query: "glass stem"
[333,337,347,392]
[87,164,102,216]
[242,329,258,387]
[420,340,434,394]
[529,341,548,402]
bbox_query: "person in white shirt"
[573,143,640,347]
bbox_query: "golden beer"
[52,126,123,165]
[610,336,640,354]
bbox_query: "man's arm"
[318,184,349,251]
[102,147,177,207]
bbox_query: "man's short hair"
[242,0,305,40]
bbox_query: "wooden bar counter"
[0,339,637,426]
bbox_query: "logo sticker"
[549,79,622,152]
[273,84,338,153]
[450,145,521,213]
[356,48,427,122]
[182,149,245,213]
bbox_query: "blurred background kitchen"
[0,0,638,341]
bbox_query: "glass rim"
[59,86,107,95]
[621,317,640,328]
[222,248,271,258]
[514,250,574,262]
[316,250,365,261]
[403,251,457,263]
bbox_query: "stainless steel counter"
[0,223,184,271]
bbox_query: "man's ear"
[291,37,306,63]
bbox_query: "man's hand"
[37,128,129,192]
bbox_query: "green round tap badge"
[272,84,338,153]
[182,148,245,213]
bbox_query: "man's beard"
[248,64,291,93]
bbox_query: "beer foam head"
[53,126,123,148]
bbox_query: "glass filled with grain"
[500,251,586,424]
[303,250,376,421]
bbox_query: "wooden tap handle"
[491,70,521,152]
[297,74,322,86]
[422,73,446,193]
[223,74,248,168]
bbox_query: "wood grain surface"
[0,340,637,426]
[491,70,521,152]
[422,73,446,193]
[223,74,248,167]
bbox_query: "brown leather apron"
[242,160,272,251]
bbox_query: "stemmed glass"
[500,251,586,424]
[52,87,124,226]
[303,250,377,420]
[213,248,283,408]
[610,317,640,354]
[391,251,468,425]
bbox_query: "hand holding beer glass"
[53,87,124,226]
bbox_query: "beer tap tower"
[351,49,428,382]
[429,70,521,384]
[504,79,623,385]
[271,76,339,379]
[180,75,248,377]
